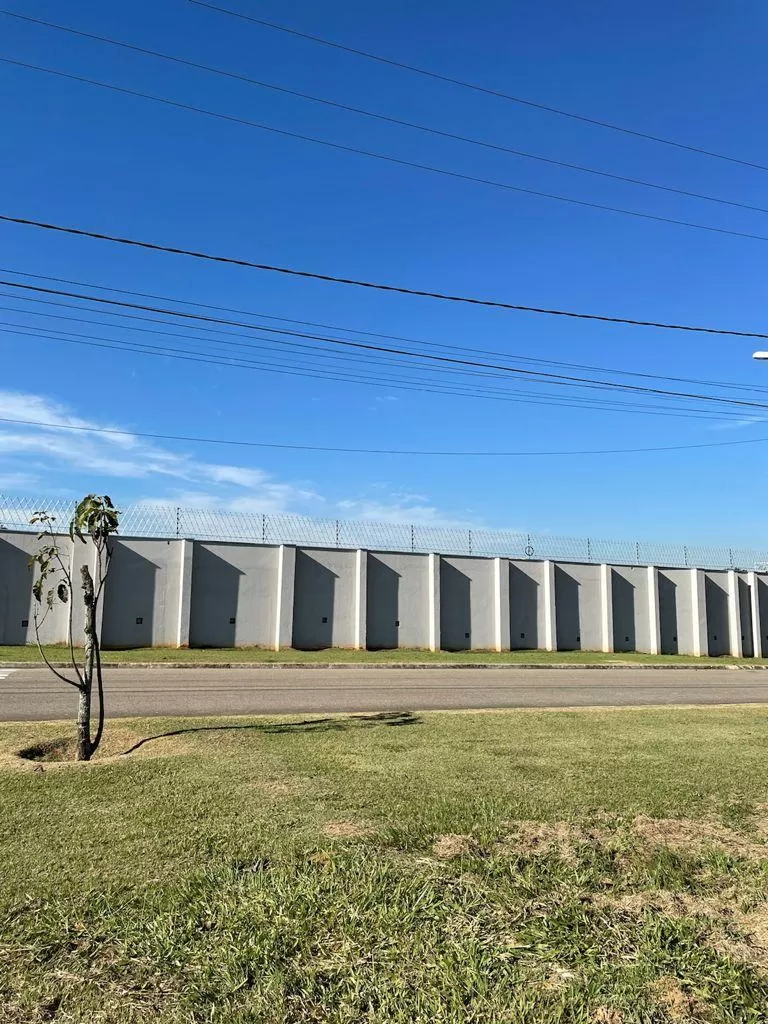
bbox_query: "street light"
[754,352,768,360]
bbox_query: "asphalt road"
[2,666,768,721]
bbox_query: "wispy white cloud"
[0,391,319,512]
[0,391,472,527]
[337,495,476,529]
[707,416,768,432]
[0,471,40,490]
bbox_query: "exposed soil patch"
[633,815,768,860]
[593,1009,624,1024]
[498,820,611,865]
[12,731,191,768]
[595,890,727,920]
[323,820,374,839]
[651,976,707,1021]
[17,737,78,762]
[248,777,308,798]
[433,833,472,859]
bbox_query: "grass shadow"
[120,711,421,756]
[18,738,77,763]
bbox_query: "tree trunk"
[76,683,92,761]
[79,565,96,762]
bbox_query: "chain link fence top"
[1,493,766,571]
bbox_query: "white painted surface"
[749,571,762,659]
[727,569,743,659]
[428,553,440,652]
[176,539,193,648]
[600,563,613,653]
[690,568,707,657]
[354,549,366,650]
[543,560,556,652]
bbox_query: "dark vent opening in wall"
[21,619,28,628]
[135,617,143,625]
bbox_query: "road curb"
[2,661,768,671]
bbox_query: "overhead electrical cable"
[190,0,768,174]
[2,10,764,215]
[2,278,768,412]
[8,289,768,405]
[3,60,768,245]
[2,322,749,421]
[1,414,767,457]
[3,265,767,395]
[2,216,768,339]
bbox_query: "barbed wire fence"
[0,493,765,571]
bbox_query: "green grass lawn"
[3,707,768,1022]
[1,644,766,666]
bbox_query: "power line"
[190,0,768,174]
[2,413,767,457]
[4,321,744,422]
[8,285,768,406]
[4,264,768,395]
[3,278,768,412]
[9,287,767,403]
[5,58,768,247]
[3,214,768,340]
[3,9,765,216]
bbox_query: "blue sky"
[1,0,768,546]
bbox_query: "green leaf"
[32,579,42,603]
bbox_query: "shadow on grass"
[120,711,421,755]
[18,737,76,762]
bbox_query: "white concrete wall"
[0,532,73,645]
[366,551,430,649]
[2,530,767,657]
[610,565,651,653]
[439,556,495,650]
[189,542,279,648]
[509,560,546,650]
[554,562,602,651]
[292,547,357,649]
[657,568,695,655]
[101,538,183,648]
[704,571,730,657]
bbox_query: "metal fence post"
[684,545,689,566]
[635,541,640,565]
[729,548,734,569]
[410,523,415,553]
[468,529,473,555]
[175,506,181,539]
[261,512,266,544]
[587,537,592,562]
[335,519,340,548]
